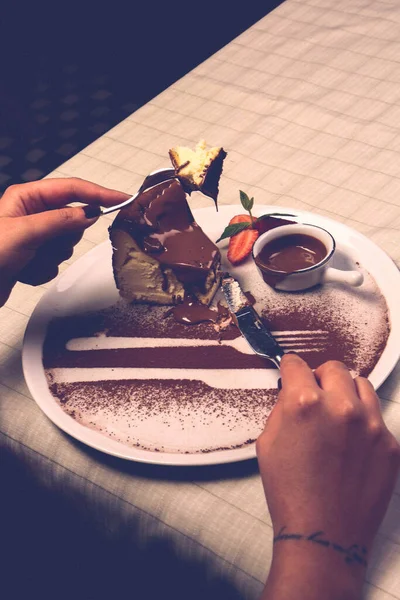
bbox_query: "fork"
[100,168,175,216]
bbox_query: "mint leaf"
[239,190,254,212]
[216,221,251,243]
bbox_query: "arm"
[262,536,363,600]
[0,178,129,306]
[257,355,400,600]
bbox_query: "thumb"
[13,205,100,248]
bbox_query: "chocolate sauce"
[244,291,256,306]
[171,297,230,325]
[198,148,227,209]
[256,234,327,273]
[110,179,220,285]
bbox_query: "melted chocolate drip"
[170,297,230,325]
[110,179,220,285]
[244,291,256,306]
[198,148,227,209]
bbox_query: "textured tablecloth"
[1,0,400,598]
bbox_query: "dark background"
[0,1,285,194]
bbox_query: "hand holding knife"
[221,274,285,368]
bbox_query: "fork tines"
[273,330,328,353]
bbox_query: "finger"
[54,231,84,247]
[15,231,81,285]
[314,360,358,401]
[45,244,75,263]
[279,353,319,396]
[19,261,60,285]
[18,244,75,284]
[9,206,101,249]
[0,178,130,217]
[37,232,83,259]
[354,377,384,423]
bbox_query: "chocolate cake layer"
[110,179,220,295]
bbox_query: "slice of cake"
[109,178,221,305]
[169,140,227,205]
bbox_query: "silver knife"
[221,274,285,368]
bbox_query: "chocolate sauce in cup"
[253,224,364,292]
[257,233,327,272]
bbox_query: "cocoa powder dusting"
[43,260,390,454]
[49,378,277,453]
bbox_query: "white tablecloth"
[1,0,399,598]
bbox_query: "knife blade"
[221,274,285,368]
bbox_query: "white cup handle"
[322,267,364,287]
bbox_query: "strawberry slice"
[227,214,259,265]
[229,214,252,226]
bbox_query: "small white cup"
[252,223,364,292]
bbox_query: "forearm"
[261,540,365,600]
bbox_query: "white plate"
[22,205,400,466]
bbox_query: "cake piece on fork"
[169,139,227,205]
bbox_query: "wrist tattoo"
[273,527,368,567]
